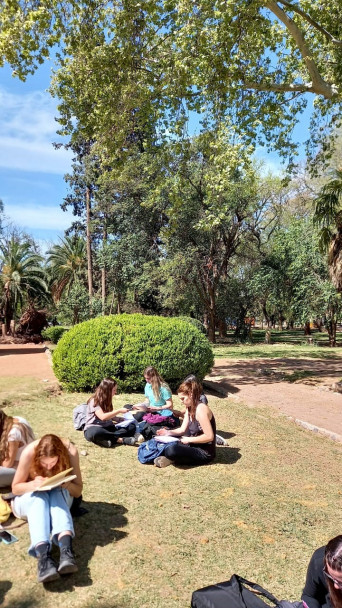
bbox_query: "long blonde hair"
[0,410,34,464]
[144,367,170,401]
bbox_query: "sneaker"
[58,547,78,575]
[37,551,60,583]
[216,434,226,446]
[98,439,112,448]
[134,433,145,445]
[122,436,136,446]
[154,456,173,468]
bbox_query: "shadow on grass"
[0,581,12,604]
[45,501,128,593]
[214,446,241,465]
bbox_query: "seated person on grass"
[302,535,342,608]
[12,434,82,584]
[153,377,216,468]
[0,409,35,488]
[84,378,136,447]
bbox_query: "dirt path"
[0,343,57,382]
[1,344,341,441]
[206,357,342,440]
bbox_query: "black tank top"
[188,408,216,459]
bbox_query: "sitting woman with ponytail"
[302,535,342,608]
[154,377,216,468]
[0,409,35,487]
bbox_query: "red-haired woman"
[302,536,342,608]
[84,378,136,447]
[154,378,216,468]
[0,409,35,487]
[12,434,83,584]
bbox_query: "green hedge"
[52,313,214,392]
[42,326,69,344]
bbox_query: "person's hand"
[31,476,46,490]
[120,408,129,413]
[156,428,169,436]
[180,436,191,444]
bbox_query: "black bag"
[191,574,303,608]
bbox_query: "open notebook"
[37,467,76,492]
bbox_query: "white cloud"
[0,86,72,174]
[6,204,75,231]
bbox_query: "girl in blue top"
[133,367,173,417]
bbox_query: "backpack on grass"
[73,403,88,431]
[191,574,303,608]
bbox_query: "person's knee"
[164,444,179,460]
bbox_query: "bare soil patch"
[0,343,57,382]
[207,357,342,438]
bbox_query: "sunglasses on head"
[324,568,342,590]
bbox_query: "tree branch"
[276,0,342,46]
[265,0,339,99]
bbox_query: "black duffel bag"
[191,574,303,608]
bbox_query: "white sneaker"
[216,434,228,446]
[134,433,145,445]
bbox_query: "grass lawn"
[212,329,342,359]
[1,377,341,608]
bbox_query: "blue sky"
[0,60,312,252]
[0,61,74,250]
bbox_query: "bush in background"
[42,326,69,344]
[53,313,214,392]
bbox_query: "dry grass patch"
[1,377,341,608]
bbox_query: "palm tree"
[314,169,342,291]
[46,235,86,302]
[0,238,48,333]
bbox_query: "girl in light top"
[133,366,173,416]
[84,377,136,447]
[12,434,83,583]
[0,409,35,487]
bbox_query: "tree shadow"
[0,581,12,604]
[45,501,128,592]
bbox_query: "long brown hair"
[325,535,342,608]
[177,378,202,419]
[30,434,71,479]
[144,366,170,401]
[88,378,117,413]
[0,410,34,464]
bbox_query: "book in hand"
[37,467,76,492]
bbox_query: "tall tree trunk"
[85,186,93,307]
[218,319,227,338]
[304,321,311,335]
[102,222,107,315]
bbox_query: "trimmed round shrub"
[52,313,214,392]
[42,326,69,344]
[178,316,207,335]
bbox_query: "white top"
[8,417,33,465]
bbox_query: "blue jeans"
[13,488,74,557]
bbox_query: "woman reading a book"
[84,377,137,447]
[153,378,216,468]
[12,434,83,584]
[0,409,35,487]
